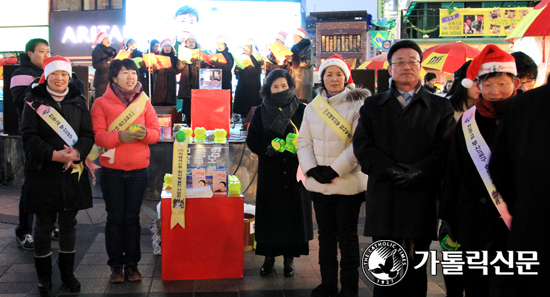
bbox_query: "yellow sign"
[171,141,188,229]
[440,7,531,37]
[310,94,353,146]
[422,53,449,69]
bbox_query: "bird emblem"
[369,249,399,278]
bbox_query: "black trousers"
[311,191,364,292]
[372,237,432,297]
[16,184,33,238]
[34,211,78,257]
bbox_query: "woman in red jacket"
[90,59,161,283]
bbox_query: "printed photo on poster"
[504,10,516,19]
[490,10,501,20]
[173,199,185,209]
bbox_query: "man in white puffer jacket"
[297,54,370,297]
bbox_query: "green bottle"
[440,234,461,251]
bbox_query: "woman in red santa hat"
[92,31,117,99]
[297,54,370,297]
[284,28,313,103]
[21,56,95,293]
[440,44,519,297]
[153,39,180,106]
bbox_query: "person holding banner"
[285,28,313,103]
[266,31,288,76]
[153,39,179,106]
[20,56,95,293]
[234,39,264,123]
[206,35,235,111]
[246,69,312,278]
[440,45,519,297]
[90,59,161,283]
[177,35,203,124]
[297,55,369,297]
[92,32,117,99]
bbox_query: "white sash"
[462,106,512,230]
[26,102,78,146]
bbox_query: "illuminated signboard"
[126,0,301,55]
[49,10,126,59]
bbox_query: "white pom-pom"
[462,78,474,88]
[347,83,356,89]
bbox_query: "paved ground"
[0,185,449,296]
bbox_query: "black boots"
[311,264,338,297]
[283,256,295,277]
[58,252,81,292]
[260,256,275,277]
[34,255,52,292]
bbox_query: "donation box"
[161,142,244,280]
[191,89,231,134]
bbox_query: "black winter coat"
[353,84,455,239]
[177,58,202,100]
[489,86,550,295]
[10,53,43,121]
[92,44,117,87]
[20,83,94,214]
[246,103,313,246]
[440,110,509,250]
[233,55,263,115]
[208,48,235,93]
[153,51,180,106]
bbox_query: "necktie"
[399,92,411,108]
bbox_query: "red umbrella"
[421,42,480,74]
[506,0,550,61]
[359,53,388,70]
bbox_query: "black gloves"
[307,166,339,184]
[380,164,406,181]
[439,220,458,243]
[391,163,425,189]
[320,166,339,181]
[266,145,278,157]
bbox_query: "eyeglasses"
[518,79,536,88]
[391,60,421,67]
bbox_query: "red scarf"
[475,92,516,119]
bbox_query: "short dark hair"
[424,72,437,83]
[511,51,537,80]
[108,59,139,84]
[25,38,49,54]
[175,5,199,22]
[388,40,423,65]
[260,69,295,98]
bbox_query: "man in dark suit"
[489,82,550,296]
[353,40,455,296]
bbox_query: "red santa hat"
[216,35,228,43]
[462,44,517,88]
[294,28,306,39]
[160,38,173,49]
[92,31,109,49]
[38,56,72,84]
[318,54,355,88]
[275,31,287,43]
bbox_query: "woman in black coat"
[21,56,94,293]
[92,33,117,99]
[142,39,160,100]
[234,41,263,120]
[207,36,235,112]
[153,39,179,106]
[177,35,203,124]
[246,69,313,278]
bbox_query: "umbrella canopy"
[359,53,388,70]
[421,42,480,74]
[506,0,550,41]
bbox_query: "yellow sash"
[107,92,150,132]
[171,140,188,229]
[100,92,150,164]
[310,94,353,145]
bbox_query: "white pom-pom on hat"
[462,78,474,89]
